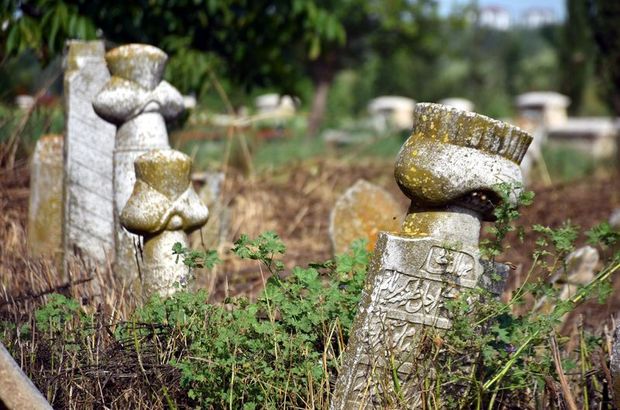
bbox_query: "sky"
[438,0,566,19]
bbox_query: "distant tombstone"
[367,96,416,132]
[255,94,297,115]
[329,179,403,255]
[515,91,570,130]
[331,103,532,408]
[93,44,184,283]
[190,172,229,250]
[439,97,474,112]
[27,135,63,259]
[120,149,209,296]
[555,246,599,301]
[62,40,116,272]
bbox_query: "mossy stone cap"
[120,149,209,235]
[105,44,167,89]
[395,103,532,214]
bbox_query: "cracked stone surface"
[120,149,208,296]
[93,43,184,285]
[331,103,532,409]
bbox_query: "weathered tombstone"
[93,44,184,283]
[556,245,599,301]
[120,149,209,296]
[63,40,116,271]
[329,179,404,255]
[190,172,229,250]
[0,342,52,409]
[331,103,532,408]
[28,135,63,259]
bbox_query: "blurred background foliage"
[0,0,619,178]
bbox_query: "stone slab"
[329,179,403,255]
[27,135,63,259]
[62,40,116,271]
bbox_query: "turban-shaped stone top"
[120,150,209,235]
[105,44,167,89]
[395,103,532,218]
[92,44,184,124]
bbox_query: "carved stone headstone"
[329,179,403,255]
[331,103,532,408]
[28,135,63,259]
[63,41,116,270]
[120,149,209,296]
[93,44,184,282]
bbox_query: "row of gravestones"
[27,41,209,297]
[20,41,620,409]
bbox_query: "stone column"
[63,41,116,273]
[331,103,532,409]
[92,44,184,283]
[120,150,209,296]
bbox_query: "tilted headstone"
[28,135,63,259]
[93,44,184,283]
[331,103,532,408]
[0,342,52,409]
[329,179,404,255]
[63,41,116,271]
[120,149,209,296]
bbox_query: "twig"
[550,334,578,410]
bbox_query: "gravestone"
[28,135,63,259]
[557,245,599,301]
[93,44,184,283]
[62,41,116,271]
[0,342,52,409]
[120,149,209,296]
[329,179,403,255]
[190,172,229,250]
[331,103,532,408]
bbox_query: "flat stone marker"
[331,103,532,408]
[93,44,184,283]
[28,135,63,259]
[120,149,208,296]
[329,179,403,255]
[62,41,116,271]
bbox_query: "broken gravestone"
[28,135,63,260]
[0,342,51,409]
[120,149,209,296]
[93,44,184,284]
[62,40,116,272]
[329,179,403,254]
[331,103,532,408]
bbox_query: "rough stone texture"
[28,135,63,259]
[0,342,52,410]
[331,103,532,409]
[329,179,403,254]
[557,245,599,301]
[63,41,116,272]
[93,44,184,283]
[120,149,208,296]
